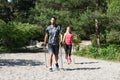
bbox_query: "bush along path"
[0,50,120,80]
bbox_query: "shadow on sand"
[0,48,48,54]
[74,61,99,64]
[0,59,44,66]
[65,67,101,71]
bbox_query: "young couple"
[44,17,73,71]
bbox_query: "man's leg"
[54,54,59,70]
[49,53,53,67]
[55,54,59,63]
[48,44,54,71]
[53,45,59,69]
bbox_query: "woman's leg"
[64,44,68,59]
[68,45,72,64]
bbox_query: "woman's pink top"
[64,33,73,45]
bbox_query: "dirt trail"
[0,49,120,80]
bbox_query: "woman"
[63,27,73,64]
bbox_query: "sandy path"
[0,50,120,80]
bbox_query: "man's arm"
[44,33,48,48]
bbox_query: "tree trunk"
[95,0,100,48]
[95,19,100,48]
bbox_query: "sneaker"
[66,57,69,64]
[69,58,72,63]
[65,55,67,59]
[55,63,59,70]
[67,57,72,65]
[49,68,53,72]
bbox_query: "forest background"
[0,0,120,61]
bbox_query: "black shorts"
[64,44,72,56]
[48,44,59,55]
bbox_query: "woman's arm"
[62,33,66,44]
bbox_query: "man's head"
[50,17,56,25]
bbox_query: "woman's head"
[66,26,71,33]
[50,17,56,25]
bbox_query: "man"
[44,17,62,72]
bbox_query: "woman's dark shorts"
[48,44,59,55]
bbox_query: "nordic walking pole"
[44,48,47,68]
[60,44,63,70]
[73,43,75,64]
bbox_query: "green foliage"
[90,33,108,47]
[0,0,35,22]
[0,0,120,54]
[99,45,120,60]
[107,0,120,16]
[106,30,120,44]
[28,0,108,40]
[107,0,120,30]
[79,10,95,39]
[76,45,120,61]
[0,0,110,40]
[90,34,97,47]
[0,19,6,44]
[0,46,11,53]
[0,22,44,48]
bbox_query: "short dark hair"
[51,16,56,20]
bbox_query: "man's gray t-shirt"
[46,25,61,45]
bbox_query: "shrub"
[0,22,44,48]
[106,30,120,44]
[76,44,120,61]
[88,46,99,58]
[90,34,97,47]
[0,19,6,45]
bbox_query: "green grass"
[74,44,120,61]
[0,46,10,53]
